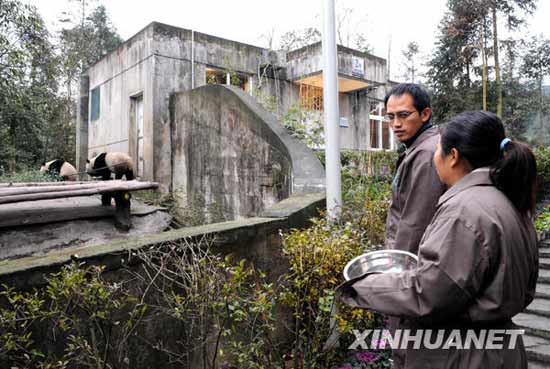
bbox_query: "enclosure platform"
[0,180,159,230]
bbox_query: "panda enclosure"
[0,180,159,230]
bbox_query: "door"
[135,96,144,178]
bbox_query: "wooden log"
[0,181,158,204]
[0,181,90,188]
[0,183,100,196]
[0,201,116,228]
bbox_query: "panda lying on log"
[86,152,135,180]
[40,159,78,181]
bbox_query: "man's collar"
[402,125,439,154]
[403,122,433,149]
[437,168,493,207]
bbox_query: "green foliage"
[253,89,279,114]
[0,169,62,183]
[278,154,394,367]
[534,146,550,205]
[0,0,121,173]
[0,264,144,369]
[0,0,61,171]
[281,104,324,148]
[535,209,550,234]
[280,214,389,367]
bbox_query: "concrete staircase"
[513,237,550,368]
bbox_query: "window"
[299,84,323,111]
[91,87,100,121]
[368,101,394,150]
[206,67,247,90]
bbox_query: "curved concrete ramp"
[170,85,325,221]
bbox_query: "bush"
[535,206,550,234]
[0,169,62,183]
[280,215,391,368]
[0,240,279,369]
[534,147,550,205]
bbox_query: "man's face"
[385,93,431,142]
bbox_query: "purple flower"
[356,351,378,362]
[371,339,387,349]
[335,365,353,369]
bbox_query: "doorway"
[131,95,144,178]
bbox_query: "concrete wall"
[86,25,155,179]
[285,42,387,85]
[82,21,393,188]
[170,85,325,222]
[148,22,273,189]
[0,192,325,369]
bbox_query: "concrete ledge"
[0,192,325,288]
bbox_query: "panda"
[86,152,135,180]
[40,159,78,181]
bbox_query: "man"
[384,83,446,255]
[382,83,447,369]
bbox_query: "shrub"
[0,169,61,183]
[535,207,550,234]
[534,147,550,205]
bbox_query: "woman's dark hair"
[441,111,537,214]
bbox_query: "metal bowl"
[343,250,418,281]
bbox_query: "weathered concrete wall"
[83,21,393,189]
[0,192,325,369]
[86,25,155,179]
[0,199,171,260]
[171,85,324,222]
[76,74,89,175]
[285,42,387,85]
[148,23,273,189]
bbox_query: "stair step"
[514,313,550,340]
[525,338,550,364]
[528,361,549,369]
[538,269,550,283]
[524,335,550,365]
[540,251,550,259]
[526,299,550,317]
[540,258,550,270]
[536,284,550,300]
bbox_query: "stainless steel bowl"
[343,250,418,281]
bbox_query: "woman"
[339,111,539,369]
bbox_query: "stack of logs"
[0,180,158,230]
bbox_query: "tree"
[55,3,122,166]
[521,35,550,146]
[401,41,420,82]
[489,0,537,117]
[0,0,62,171]
[278,28,321,52]
[426,1,486,123]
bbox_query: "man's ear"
[420,107,432,123]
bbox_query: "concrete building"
[77,22,395,219]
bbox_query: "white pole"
[322,0,342,220]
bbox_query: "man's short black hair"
[384,83,431,113]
